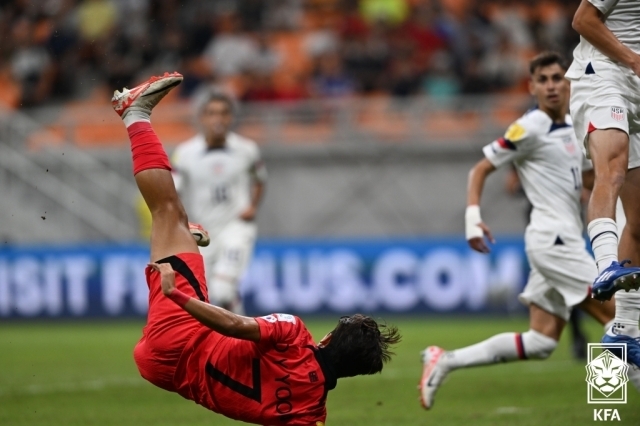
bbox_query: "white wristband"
[465,205,483,240]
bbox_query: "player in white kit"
[568,0,640,365]
[418,52,626,410]
[172,91,266,314]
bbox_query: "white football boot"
[111,72,183,118]
[419,346,449,410]
[189,222,210,247]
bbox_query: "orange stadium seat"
[234,123,269,144]
[353,97,412,142]
[421,110,481,142]
[279,122,334,144]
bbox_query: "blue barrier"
[0,238,527,318]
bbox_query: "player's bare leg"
[619,168,640,279]
[579,297,615,325]
[588,129,628,270]
[419,304,560,409]
[136,170,198,261]
[588,129,640,300]
[112,72,198,262]
[588,129,629,224]
[601,167,640,367]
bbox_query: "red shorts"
[133,252,208,392]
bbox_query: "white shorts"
[518,245,595,321]
[569,60,640,168]
[200,220,257,303]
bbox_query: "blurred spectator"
[402,2,446,63]
[478,32,528,91]
[10,17,55,106]
[250,33,282,75]
[421,50,461,99]
[312,53,355,98]
[238,0,265,31]
[488,0,534,50]
[304,22,340,59]
[202,13,258,77]
[342,20,390,93]
[263,0,303,31]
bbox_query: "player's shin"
[441,330,557,370]
[128,122,172,176]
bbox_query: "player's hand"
[239,206,256,222]
[148,262,176,296]
[467,222,495,254]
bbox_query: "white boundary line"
[0,377,145,397]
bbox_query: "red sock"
[127,122,172,175]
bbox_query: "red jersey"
[174,314,335,425]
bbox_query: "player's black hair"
[529,51,568,75]
[197,90,236,115]
[321,314,401,378]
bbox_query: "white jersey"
[172,132,266,238]
[566,0,640,79]
[483,109,585,250]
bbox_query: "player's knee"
[595,168,626,190]
[522,330,558,360]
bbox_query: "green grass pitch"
[1,316,639,425]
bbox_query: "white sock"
[588,218,619,273]
[123,110,151,128]
[605,300,640,391]
[441,332,520,370]
[608,291,640,338]
[604,319,615,333]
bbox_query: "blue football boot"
[602,332,640,368]
[591,260,640,302]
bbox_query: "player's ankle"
[587,218,619,273]
[123,110,151,128]
[608,322,640,338]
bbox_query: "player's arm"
[149,262,261,342]
[466,158,497,253]
[240,160,267,222]
[572,0,640,77]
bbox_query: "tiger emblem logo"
[586,350,628,397]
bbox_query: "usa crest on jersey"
[610,107,624,122]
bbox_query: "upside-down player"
[112,72,400,425]
[418,52,639,410]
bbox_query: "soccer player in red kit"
[111,72,400,425]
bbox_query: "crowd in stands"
[0,0,582,109]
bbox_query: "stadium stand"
[1,0,580,110]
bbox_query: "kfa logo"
[593,409,621,421]
[585,343,628,404]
